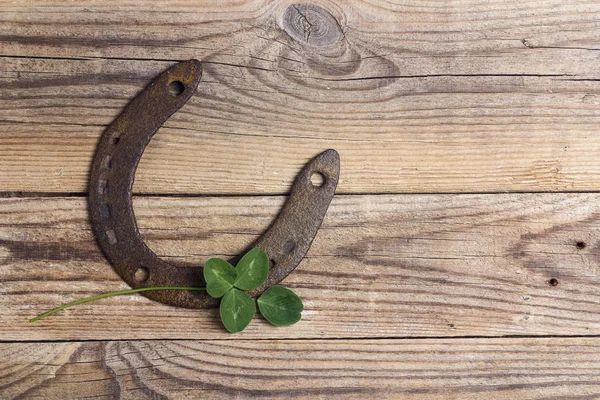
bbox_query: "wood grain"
[3,0,600,194]
[4,1,600,397]
[3,337,600,399]
[2,193,600,341]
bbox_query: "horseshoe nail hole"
[99,203,112,221]
[548,278,559,287]
[269,259,277,268]
[112,137,120,145]
[134,267,149,283]
[576,241,586,249]
[98,179,109,195]
[310,172,325,187]
[283,240,296,254]
[168,80,185,97]
[101,155,112,169]
[105,229,118,245]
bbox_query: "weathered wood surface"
[3,338,600,399]
[2,193,600,341]
[3,0,600,194]
[3,0,600,397]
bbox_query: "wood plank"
[2,193,600,340]
[3,1,600,194]
[3,337,600,399]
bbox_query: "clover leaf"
[31,248,304,334]
[257,285,303,326]
[203,258,236,298]
[234,247,269,291]
[220,288,256,333]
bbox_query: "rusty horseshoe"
[88,59,340,309]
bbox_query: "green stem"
[29,286,205,323]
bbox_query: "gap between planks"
[4,333,600,345]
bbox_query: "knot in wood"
[282,4,343,46]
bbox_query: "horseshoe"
[88,59,340,309]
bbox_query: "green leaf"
[234,247,269,291]
[257,285,303,327]
[220,288,256,333]
[203,258,236,298]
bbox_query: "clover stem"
[29,286,205,323]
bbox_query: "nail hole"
[112,137,120,145]
[269,259,277,268]
[168,80,185,97]
[548,278,559,286]
[98,179,109,195]
[99,203,112,221]
[134,267,149,283]
[105,229,117,245]
[576,241,586,249]
[283,240,296,254]
[310,172,325,187]
[101,155,112,169]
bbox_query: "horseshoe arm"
[88,60,339,308]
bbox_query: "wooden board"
[3,0,600,194]
[2,193,600,341]
[3,0,600,397]
[3,338,600,399]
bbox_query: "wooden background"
[3,0,600,398]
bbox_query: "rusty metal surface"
[88,59,340,308]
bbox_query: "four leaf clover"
[204,248,303,333]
